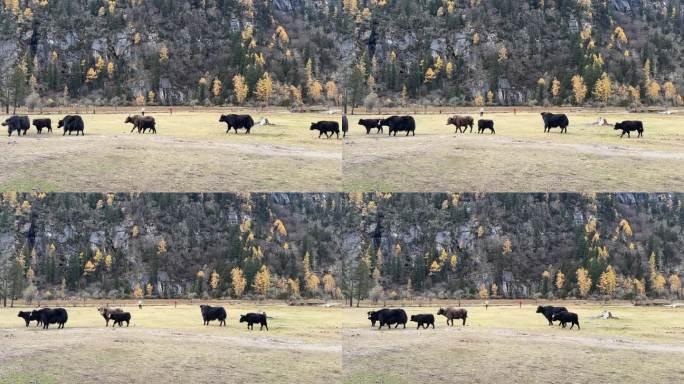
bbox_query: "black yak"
[477,119,495,134]
[447,115,474,133]
[33,118,52,134]
[125,115,156,134]
[240,312,268,330]
[310,121,340,139]
[58,115,85,136]
[98,307,126,327]
[30,309,48,327]
[109,311,132,327]
[358,119,383,134]
[219,114,255,134]
[367,310,380,327]
[437,307,468,326]
[3,116,30,136]
[541,112,569,133]
[410,314,435,329]
[40,308,68,329]
[377,308,408,330]
[381,116,416,136]
[200,305,227,326]
[17,308,49,327]
[552,311,580,330]
[536,305,568,326]
[614,121,644,138]
[17,311,36,327]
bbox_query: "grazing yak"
[240,312,268,331]
[33,118,52,134]
[437,307,468,326]
[342,115,349,138]
[58,115,85,136]
[126,115,157,134]
[541,112,569,133]
[310,121,340,139]
[381,116,416,136]
[219,114,255,134]
[358,119,383,134]
[2,115,30,136]
[536,305,568,326]
[377,308,408,330]
[410,314,435,329]
[40,308,68,330]
[200,305,227,326]
[478,119,495,134]
[447,115,474,133]
[98,307,126,327]
[614,121,644,138]
[552,311,580,330]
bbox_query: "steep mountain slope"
[1,193,682,302]
[0,0,682,108]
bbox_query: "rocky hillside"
[1,192,682,303]
[0,0,682,109]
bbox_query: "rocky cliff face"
[1,1,681,107]
[1,193,682,300]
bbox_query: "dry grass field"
[0,109,342,192]
[343,110,684,192]
[343,303,684,384]
[2,301,682,383]
[0,303,342,384]
[2,108,683,192]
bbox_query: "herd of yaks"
[366,305,580,330]
[15,304,269,331]
[14,304,580,331]
[3,112,646,139]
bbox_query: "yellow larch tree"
[133,283,144,298]
[212,78,222,98]
[551,77,561,99]
[306,273,320,295]
[598,265,617,296]
[231,267,246,298]
[255,72,274,104]
[593,72,613,103]
[233,74,249,105]
[555,270,565,290]
[576,267,592,298]
[253,265,271,296]
[287,278,300,297]
[210,270,220,291]
[322,273,336,295]
[571,74,588,104]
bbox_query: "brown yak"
[125,115,157,134]
[447,115,474,133]
[437,307,468,326]
[98,307,125,327]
